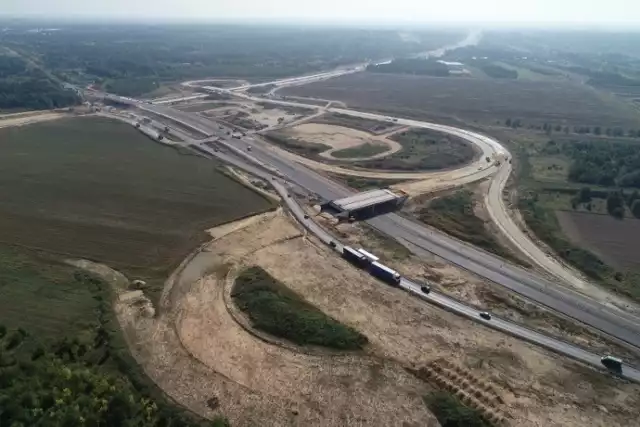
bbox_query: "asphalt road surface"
[190,138,640,382]
[133,100,640,353]
[93,86,640,381]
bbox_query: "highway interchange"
[91,60,640,381]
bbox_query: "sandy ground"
[115,212,437,426]
[0,111,67,129]
[280,123,403,160]
[308,205,640,367]
[197,100,316,130]
[110,209,640,427]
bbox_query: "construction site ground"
[277,123,404,160]
[111,209,638,427]
[306,201,640,367]
[178,98,315,130]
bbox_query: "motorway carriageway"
[136,100,640,354]
[189,140,640,383]
[93,88,640,379]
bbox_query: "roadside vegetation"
[327,173,407,191]
[0,251,228,426]
[0,116,274,306]
[354,128,476,171]
[416,190,522,264]
[512,131,640,301]
[332,142,389,159]
[262,131,332,157]
[232,266,368,350]
[424,392,491,427]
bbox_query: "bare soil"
[556,210,640,271]
[309,208,640,367]
[118,209,640,427]
[280,123,402,160]
[117,212,437,427]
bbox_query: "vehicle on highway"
[601,355,623,373]
[420,285,431,294]
[329,241,337,248]
[369,261,402,286]
[247,146,252,151]
[479,311,492,320]
[303,214,309,219]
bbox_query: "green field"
[0,252,227,426]
[354,128,477,171]
[0,116,274,303]
[232,266,368,350]
[416,190,523,264]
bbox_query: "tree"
[627,189,640,207]
[607,190,625,218]
[594,126,602,135]
[632,199,640,218]
[578,187,592,204]
[505,118,512,127]
[554,124,562,132]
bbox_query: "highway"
[93,71,640,380]
[176,133,640,382]
[134,99,640,352]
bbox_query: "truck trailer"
[342,246,368,267]
[357,248,379,264]
[369,262,401,286]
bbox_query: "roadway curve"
[134,98,640,351]
[172,136,640,382]
[94,49,640,356]
[210,79,636,309]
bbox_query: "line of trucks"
[341,246,402,286]
[341,245,624,374]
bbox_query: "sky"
[2,0,640,28]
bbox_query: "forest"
[542,139,640,188]
[0,269,228,427]
[366,58,450,76]
[0,55,78,110]
[0,23,462,97]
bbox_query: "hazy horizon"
[2,0,640,30]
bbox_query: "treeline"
[0,56,78,110]
[504,118,640,138]
[366,58,450,77]
[0,272,228,427]
[540,139,640,187]
[480,63,518,79]
[1,25,450,96]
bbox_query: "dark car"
[303,214,309,219]
[329,241,337,248]
[420,286,430,294]
[479,312,492,320]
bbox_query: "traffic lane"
[401,279,640,381]
[371,215,640,348]
[210,128,640,345]
[140,101,640,346]
[199,135,640,382]
[386,211,640,329]
[241,144,640,344]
